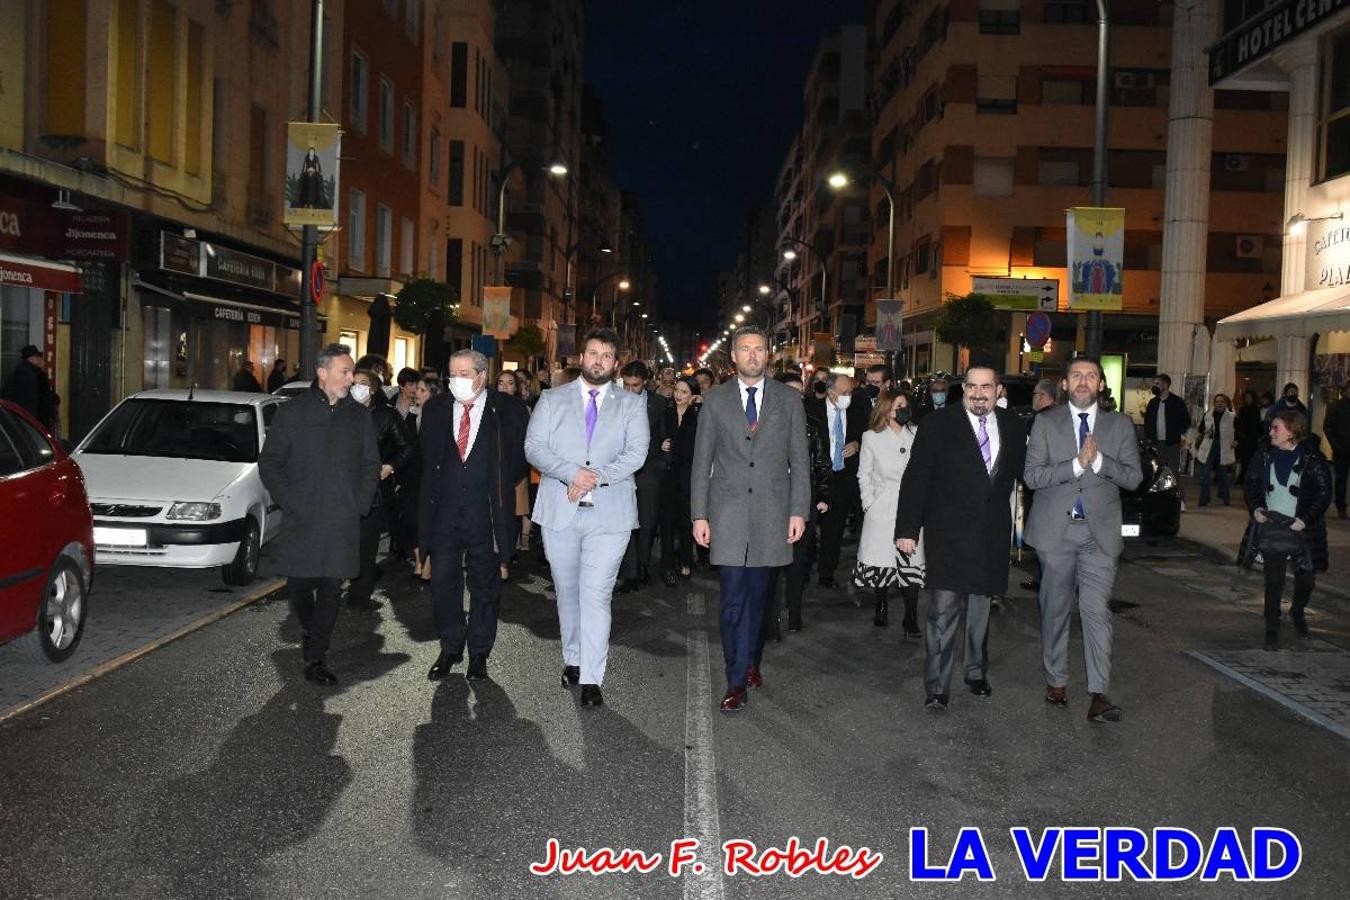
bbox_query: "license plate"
[94,527,148,547]
[1121,524,1141,537]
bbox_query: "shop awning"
[1216,286,1350,339]
[0,252,82,293]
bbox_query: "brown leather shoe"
[1087,693,1122,723]
[720,687,747,712]
[1045,685,1068,707]
[746,664,763,689]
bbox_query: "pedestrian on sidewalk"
[896,364,1026,713]
[231,360,263,393]
[526,329,649,708]
[1144,373,1190,478]
[1195,393,1236,507]
[1322,386,1350,518]
[853,390,924,635]
[1024,356,1143,724]
[1240,410,1332,649]
[258,343,380,686]
[659,376,701,585]
[421,349,528,683]
[1,344,56,429]
[266,359,288,393]
[345,369,413,612]
[1234,390,1264,486]
[1265,383,1308,424]
[692,326,809,713]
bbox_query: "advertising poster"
[1067,207,1124,310]
[284,122,340,227]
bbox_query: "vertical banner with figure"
[1067,207,1125,310]
[284,123,340,227]
[482,285,514,339]
[874,300,903,352]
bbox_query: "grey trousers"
[924,590,991,698]
[1036,521,1118,695]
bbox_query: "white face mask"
[448,376,478,403]
[349,383,372,405]
[834,394,852,410]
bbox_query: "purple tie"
[585,389,599,446]
[978,415,992,473]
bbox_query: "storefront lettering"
[0,265,34,284]
[0,211,20,237]
[1209,0,1345,84]
[1311,224,1350,289]
[212,306,263,324]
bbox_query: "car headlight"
[1148,470,1178,493]
[166,501,223,521]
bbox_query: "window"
[1044,0,1090,24]
[378,78,395,153]
[978,0,1020,34]
[1,409,55,470]
[402,101,417,169]
[350,48,369,132]
[348,189,366,270]
[1041,78,1091,105]
[185,22,206,175]
[401,217,415,276]
[976,75,1018,114]
[376,204,393,277]
[1317,28,1350,182]
[447,237,464,298]
[339,330,361,358]
[973,157,1014,197]
[114,0,139,147]
[449,140,465,205]
[450,42,468,108]
[914,237,931,274]
[147,0,178,163]
[1038,159,1081,186]
[429,127,441,186]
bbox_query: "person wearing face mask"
[863,364,893,407]
[1195,393,1236,507]
[805,372,870,590]
[258,343,380,686]
[1265,382,1308,425]
[915,375,951,422]
[854,391,924,636]
[419,349,529,683]
[345,369,415,611]
[1143,373,1191,480]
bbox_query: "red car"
[0,400,94,662]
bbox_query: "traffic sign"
[972,277,1058,311]
[1025,311,1052,348]
[309,259,325,304]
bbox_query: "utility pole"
[1085,0,1111,360]
[298,0,324,376]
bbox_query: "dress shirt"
[826,396,850,460]
[737,376,766,417]
[965,407,1000,470]
[453,392,487,457]
[1069,403,1104,477]
[578,376,611,416]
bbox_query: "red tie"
[457,401,473,460]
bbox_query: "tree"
[393,278,456,335]
[506,324,545,360]
[935,292,998,372]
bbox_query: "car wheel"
[222,518,260,587]
[18,557,87,664]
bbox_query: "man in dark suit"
[896,364,1026,712]
[617,360,670,592]
[419,348,528,682]
[805,372,870,589]
[1143,373,1190,477]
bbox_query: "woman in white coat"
[853,390,925,635]
[1195,392,1237,506]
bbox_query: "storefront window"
[0,285,41,391]
[1318,27,1350,183]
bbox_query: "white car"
[73,390,285,586]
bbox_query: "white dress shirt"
[453,392,487,457]
[578,376,611,417]
[1069,403,1104,477]
[736,376,766,418]
[825,397,850,459]
[965,407,1000,471]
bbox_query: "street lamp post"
[297,0,325,377]
[492,158,568,285]
[1085,0,1112,360]
[780,237,830,363]
[828,166,899,372]
[589,272,630,324]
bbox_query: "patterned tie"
[1074,412,1090,517]
[978,415,992,473]
[456,400,473,460]
[832,407,845,472]
[585,389,599,446]
[745,386,758,429]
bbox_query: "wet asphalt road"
[2,542,1349,899]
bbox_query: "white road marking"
[684,592,724,899]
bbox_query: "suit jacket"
[690,378,810,568]
[804,394,870,486]
[525,380,650,534]
[1023,403,1144,559]
[417,389,525,556]
[633,389,670,529]
[895,404,1025,595]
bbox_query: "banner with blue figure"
[1068,207,1125,311]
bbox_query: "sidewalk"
[1174,484,1350,604]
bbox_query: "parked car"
[0,400,94,662]
[1123,438,1182,539]
[272,379,311,399]
[73,390,284,586]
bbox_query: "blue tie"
[833,407,845,472]
[745,386,757,429]
[1074,412,1089,518]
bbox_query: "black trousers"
[660,486,694,573]
[1262,553,1314,628]
[1333,452,1349,513]
[347,507,385,605]
[620,523,657,580]
[757,509,819,662]
[289,577,343,663]
[817,472,860,582]
[430,518,500,658]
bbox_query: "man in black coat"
[259,343,380,686]
[617,361,670,592]
[1143,373,1190,477]
[896,364,1026,712]
[2,345,56,429]
[346,369,415,611]
[419,349,528,682]
[804,372,870,588]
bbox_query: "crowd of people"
[253,326,1337,716]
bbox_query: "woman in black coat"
[1240,410,1332,648]
[347,369,414,609]
[659,376,701,584]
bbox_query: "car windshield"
[82,400,259,463]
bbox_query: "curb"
[0,577,287,725]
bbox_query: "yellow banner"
[1067,207,1125,311]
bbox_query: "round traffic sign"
[1026,311,1051,348]
[309,260,325,304]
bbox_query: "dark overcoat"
[1239,439,1332,573]
[634,390,670,530]
[259,387,380,579]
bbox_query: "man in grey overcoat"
[691,326,810,712]
[260,343,380,686]
[1024,355,1142,723]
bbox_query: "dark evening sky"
[584,0,867,329]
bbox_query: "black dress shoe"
[965,678,993,698]
[561,665,580,687]
[580,684,604,707]
[465,655,489,680]
[427,651,461,681]
[662,571,677,587]
[304,661,337,686]
[639,566,652,586]
[923,694,949,713]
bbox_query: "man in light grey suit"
[1023,355,1143,723]
[691,326,811,712]
[525,328,650,708]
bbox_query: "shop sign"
[0,196,129,260]
[972,277,1059,311]
[853,334,877,352]
[1308,220,1350,290]
[205,244,276,291]
[159,230,299,294]
[1207,0,1347,85]
[0,254,82,293]
[160,232,201,276]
